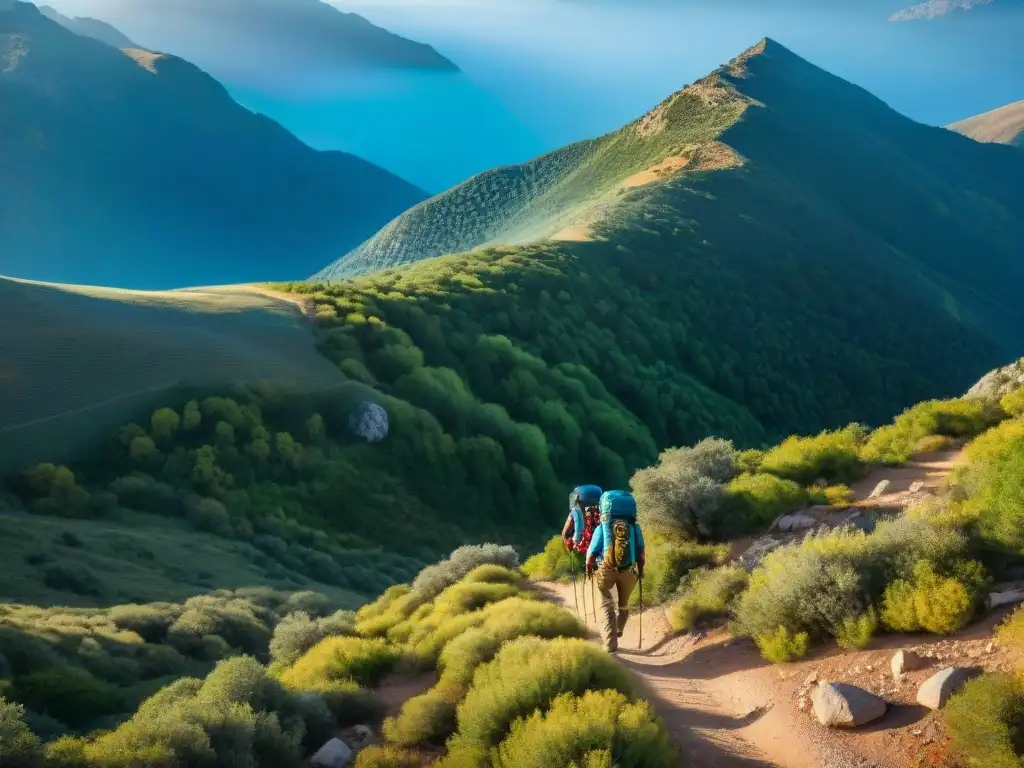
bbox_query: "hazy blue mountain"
[38,3,136,47]
[49,0,543,192]
[0,1,425,289]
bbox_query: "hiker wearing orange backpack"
[586,490,646,653]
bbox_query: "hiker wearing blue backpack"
[586,490,646,653]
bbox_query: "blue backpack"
[599,490,638,569]
[569,485,602,551]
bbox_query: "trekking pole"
[569,552,577,618]
[638,575,644,650]
[590,573,598,625]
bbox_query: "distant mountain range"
[0,1,425,288]
[38,3,135,47]
[889,0,996,20]
[47,0,457,81]
[949,100,1024,147]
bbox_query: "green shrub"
[280,635,399,691]
[15,666,123,728]
[76,656,327,767]
[452,636,633,749]
[439,599,587,686]
[724,473,807,528]
[996,606,1024,650]
[411,545,520,603]
[1000,388,1024,417]
[431,581,522,618]
[41,564,101,596]
[167,595,273,658]
[386,600,587,747]
[835,609,878,650]
[951,419,1024,551]
[523,535,582,581]
[759,424,865,485]
[0,697,42,768]
[630,440,733,541]
[755,626,809,663]
[880,561,976,635]
[733,516,975,648]
[382,681,460,746]
[634,539,725,606]
[668,566,749,632]
[355,745,425,767]
[492,689,675,768]
[269,610,355,667]
[915,434,953,454]
[735,449,765,475]
[946,674,1024,768]
[862,398,1001,465]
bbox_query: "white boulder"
[348,401,389,442]
[811,682,887,727]
[311,738,353,768]
[916,667,983,710]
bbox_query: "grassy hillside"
[317,40,1024,365]
[0,1,425,289]
[0,278,357,474]
[949,99,1024,147]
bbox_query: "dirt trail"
[536,448,976,767]
[850,448,965,510]
[541,580,827,768]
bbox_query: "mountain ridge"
[37,3,136,48]
[0,0,426,288]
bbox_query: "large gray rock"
[311,738,353,768]
[779,513,817,532]
[891,649,925,679]
[916,667,983,710]
[811,682,887,727]
[988,588,1024,610]
[348,401,389,442]
[737,536,782,572]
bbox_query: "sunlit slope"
[314,42,761,280]
[0,278,356,473]
[949,100,1024,147]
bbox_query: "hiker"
[562,484,602,554]
[586,490,645,653]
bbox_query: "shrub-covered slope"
[0,1,425,289]
[949,99,1024,148]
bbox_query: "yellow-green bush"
[1000,387,1024,417]
[385,599,586,747]
[491,689,675,768]
[835,609,878,650]
[861,397,1001,466]
[946,673,1024,768]
[354,744,425,767]
[431,580,523,618]
[881,561,976,635]
[759,424,865,485]
[523,535,582,581]
[995,605,1024,650]
[0,697,42,767]
[755,626,809,663]
[915,434,953,454]
[735,448,765,475]
[459,565,524,586]
[725,472,807,527]
[70,657,331,768]
[951,419,1024,551]
[356,585,410,626]
[732,513,985,659]
[668,566,749,632]
[451,637,633,750]
[807,483,854,507]
[633,538,726,606]
[280,635,399,691]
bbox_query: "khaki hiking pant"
[596,565,637,651]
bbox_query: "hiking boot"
[617,629,623,637]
